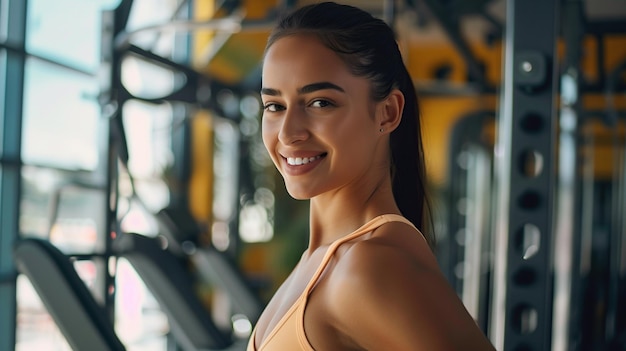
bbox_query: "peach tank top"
[247,214,423,351]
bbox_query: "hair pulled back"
[265,2,433,247]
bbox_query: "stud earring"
[379,128,384,132]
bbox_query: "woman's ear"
[377,89,404,134]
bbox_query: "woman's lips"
[281,153,326,175]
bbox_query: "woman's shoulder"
[331,223,440,294]
[317,221,495,350]
[352,218,438,271]
[324,221,443,317]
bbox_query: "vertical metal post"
[491,0,559,350]
[382,0,395,26]
[605,61,626,350]
[445,110,495,332]
[462,145,492,327]
[607,117,626,348]
[101,0,133,323]
[553,1,585,350]
[0,1,27,350]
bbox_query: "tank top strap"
[301,214,419,295]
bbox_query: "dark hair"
[265,2,434,247]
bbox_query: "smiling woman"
[261,34,382,200]
[251,2,496,351]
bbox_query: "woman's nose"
[278,108,309,145]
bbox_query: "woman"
[250,2,495,350]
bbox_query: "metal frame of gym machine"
[0,1,26,350]
[491,0,558,350]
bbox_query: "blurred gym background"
[0,0,625,350]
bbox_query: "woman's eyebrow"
[260,82,345,96]
[298,82,345,94]
[260,87,280,96]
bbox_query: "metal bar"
[604,60,626,346]
[490,0,559,349]
[0,41,98,76]
[114,0,133,33]
[144,0,191,51]
[444,110,494,296]
[553,1,585,350]
[607,125,626,346]
[101,5,121,326]
[617,132,626,344]
[586,20,626,34]
[0,0,27,349]
[415,0,487,88]
[462,145,492,329]
[114,16,274,50]
[382,0,395,26]
[117,44,240,119]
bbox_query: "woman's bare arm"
[325,240,496,351]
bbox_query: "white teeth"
[287,155,321,166]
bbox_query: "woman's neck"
[306,176,400,252]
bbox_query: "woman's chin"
[284,185,315,201]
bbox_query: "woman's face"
[261,34,386,199]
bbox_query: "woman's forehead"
[262,35,355,85]
[264,35,334,65]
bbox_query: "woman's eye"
[263,103,283,112]
[310,100,332,108]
